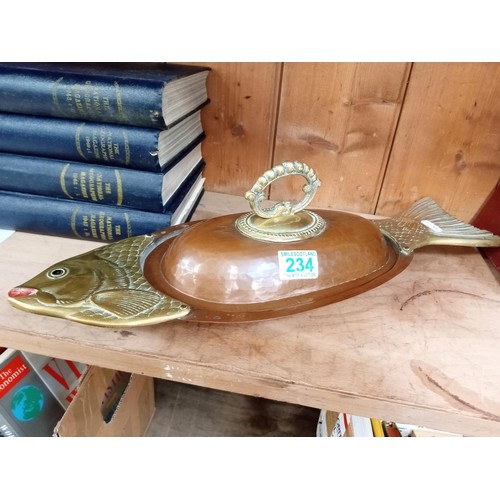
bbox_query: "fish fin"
[376,198,500,253]
[92,289,164,317]
[403,198,500,247]
[69,289,190,327]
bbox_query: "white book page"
[0,229,14,244]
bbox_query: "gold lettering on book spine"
[73,84,84,115]
[70,208,80,238]
[122,130,131,165]
[124,213,132,238]
[88,168,96,201]
[100,127,109,162]
[60,164,74,199]
[114,170,123,206]
[114,82,125,123]
[96,173,104,201]
[75,124,88,162]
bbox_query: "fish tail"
[375,197,500,254]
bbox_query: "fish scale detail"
[95,235,154,289]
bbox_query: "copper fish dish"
[8,161,500,327]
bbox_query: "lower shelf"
[146,378,319,437]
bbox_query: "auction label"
[278,250,318,280]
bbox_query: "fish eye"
[47,267,69,279]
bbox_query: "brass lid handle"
[236,161,326,242]
[244,161,321,218]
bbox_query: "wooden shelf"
[1,192,499,436]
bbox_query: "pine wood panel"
[189,62,282,196]
[376,63,500,221]
[270,62,411,213]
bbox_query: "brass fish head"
[8,253,111,319]
[8,234,191,327]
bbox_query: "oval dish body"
[143,210,412,322]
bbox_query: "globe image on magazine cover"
[11,385,44,421]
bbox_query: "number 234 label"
[278,250,318,280]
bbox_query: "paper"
[0,229,14,244]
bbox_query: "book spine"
[0,190,173,241]
[0,67,165,128]
[370,418,385,437]
[382,421,402,437]
[0,153,165,212]
[0,112,162,171]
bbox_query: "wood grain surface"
[187,62,282,196]
[180,62,499,221]
[376,62,500,221]
[271,62,410,213]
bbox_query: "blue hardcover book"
[0,62,210,129]
[0,142,205,213]
[0,109,205,172]
[0,166,205,241]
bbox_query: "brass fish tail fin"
[375,197,500,255]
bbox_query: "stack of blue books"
[0,62,210,241]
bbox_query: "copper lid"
[143,161,411,322]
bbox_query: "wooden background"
[188,62,500,222]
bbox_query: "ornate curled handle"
[244,161,321,218]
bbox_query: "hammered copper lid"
[143,161,411,322]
